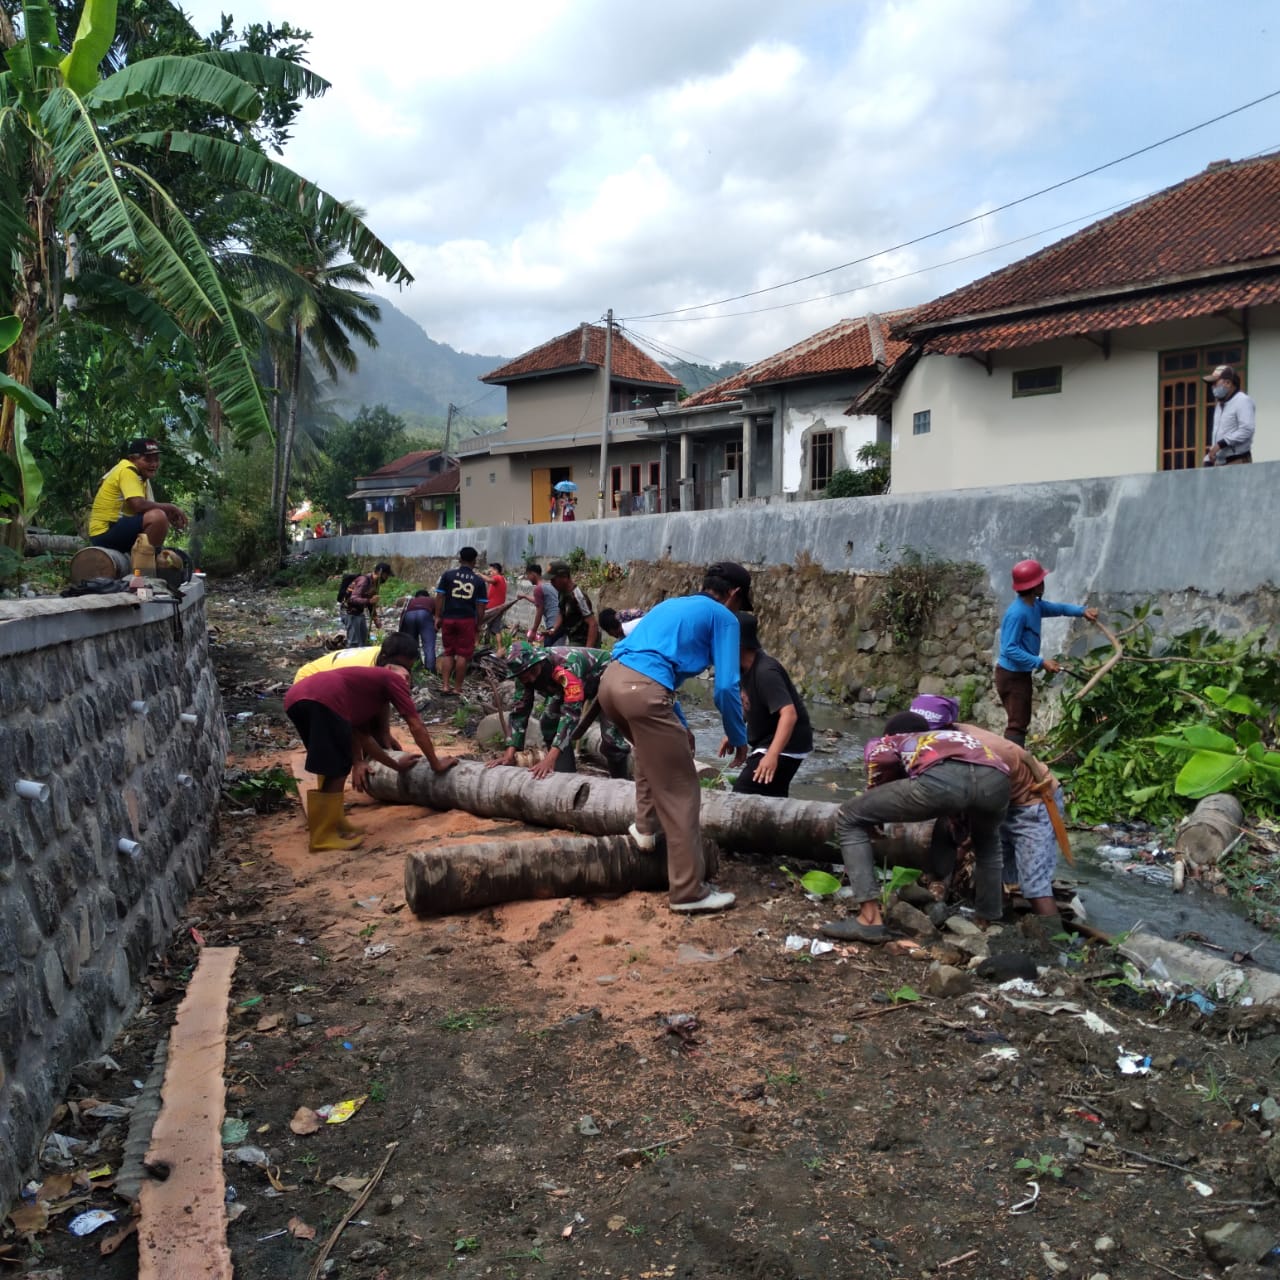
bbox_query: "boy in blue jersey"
[995,559,1098,746]
[598,562,752,913]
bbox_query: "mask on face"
[1212,384,1231,401]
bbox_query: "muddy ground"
[9,584,1280,1280]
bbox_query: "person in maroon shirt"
[823,712,1011,943]
[284,661,457,850]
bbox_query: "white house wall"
[891,306,1280,494]
[777,388,878,494]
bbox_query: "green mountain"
[663,359,747,395]
[325,294,509,434]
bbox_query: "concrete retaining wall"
[312,463,1280,644]
[0,585,226,1214]
[312,463,1280,691]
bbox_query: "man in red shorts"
[433,545,488,695]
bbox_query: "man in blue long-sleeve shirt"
[995,559,1098,745]
[599,562,752,912]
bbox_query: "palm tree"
[0,0,410,541]
[235,221,381,552]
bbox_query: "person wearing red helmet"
[995,559,1098,746]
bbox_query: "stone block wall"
[0,586,226,1215]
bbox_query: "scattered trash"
[1080,1010,1118,1035]
[68,1209,116,1236]
[968,1005,987,1019]
[40,1133,87,1167]
[1116,1048,1152,1076]
[784,935,809,952]
[236,996,263,1010]
[290,1107,322,1136]
[980,1046,1020,1061]
[997,978,1045,997]
[1178,992,1218,1015]
[84,1101,133,1119]
[229,1146,270,1167]
[1184,1176,1214,1197]
[225,1185,238,1203]
[287,1216,317,1240]
[325,1174,369,1196]
[810,939,835,957]
[1009,1181,1040,1215]
[676,944,741,964]
[363,943,393,960]
[221,1118,251,1146]
[1213,969,1249,1001]
[1039,1242,1070,1274]
[577,1116,600,1136]
[1063,1106,1103,1125]
[317,1096,367,1125]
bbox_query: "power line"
[620,89,1280,321]
[623,196,1140,324]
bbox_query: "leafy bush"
[874,543,980,647]
[1042,608,1280,823]
[823,442,890,498]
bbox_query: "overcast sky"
[185,0,1280,369]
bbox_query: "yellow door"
[531,468,551,523]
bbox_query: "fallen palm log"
[369,759,839,855]
[1174,793,1245,867]
[405,834,670,914]
[25,530,83,556]
[371,759,946,870]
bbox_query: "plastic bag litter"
[228,1145,270,1167]
[676,944,740,965]
[316,1096,366,1125]
[1116,1048,1152,1075]
[1213,968,1249,1001]
[998,978,1045,997]
[68,1209,116,1236]
[784,935,809,952]
[1178,991,1218,1015]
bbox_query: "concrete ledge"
[0,580,206,659]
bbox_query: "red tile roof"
[679,311,915,407]
[923,275,1280,356]
[482,323,679,387]
[408,465,460,498]
[363,450,441,478]
[909,153,1280,329]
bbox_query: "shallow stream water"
[682,689,1280,969]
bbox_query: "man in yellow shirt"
[88,438,188,552]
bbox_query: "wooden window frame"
[1156,343,1247,472]
[1012,366,1062,398]
[809,431,835,491]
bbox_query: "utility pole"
[597,309,613,520]
[442,402,456,459]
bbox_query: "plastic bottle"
[127,567,145,595]
[130,532,156,576]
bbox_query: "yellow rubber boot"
[306,790,363,852]
[316,776,364,837]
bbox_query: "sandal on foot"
[820,919,889,943]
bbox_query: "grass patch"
[438,1007,500,1032]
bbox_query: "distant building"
[855,153,1280,493]
[349,451,459,532]
[619,312,912,509]
[457,323,680,525]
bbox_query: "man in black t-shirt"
[719,612,813,797]
[434,546,488,695]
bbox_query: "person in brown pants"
[597,562,753,912]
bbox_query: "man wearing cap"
[910,695,1066,925]
[995,559,1097,746]
[88,438,188,553]
[545,560,598,648]
[721,612,812,798]
[1204,365,1255,466]
[597,562,752,913]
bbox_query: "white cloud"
[182,0,1280,364]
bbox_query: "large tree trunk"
[1174,793,1244,867]
[275,325,303,557]
[268,355,283,512]
[24,531,81,555]
[405,835,670,915]
[369,760,840,856]
[369,760,944,875]
[0,282,42,551]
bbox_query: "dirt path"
[14,585,1280,1280]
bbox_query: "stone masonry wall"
[0,586,226,1215]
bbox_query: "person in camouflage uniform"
[490,641,631,779]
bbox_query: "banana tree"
[0,312,54,530]
[0,0,410,540]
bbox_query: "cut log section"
[70,545,130,583]
[137,946,239,1280]
[1174,793,1245,867]
[369,759,842,856]
[406,834,670,915]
